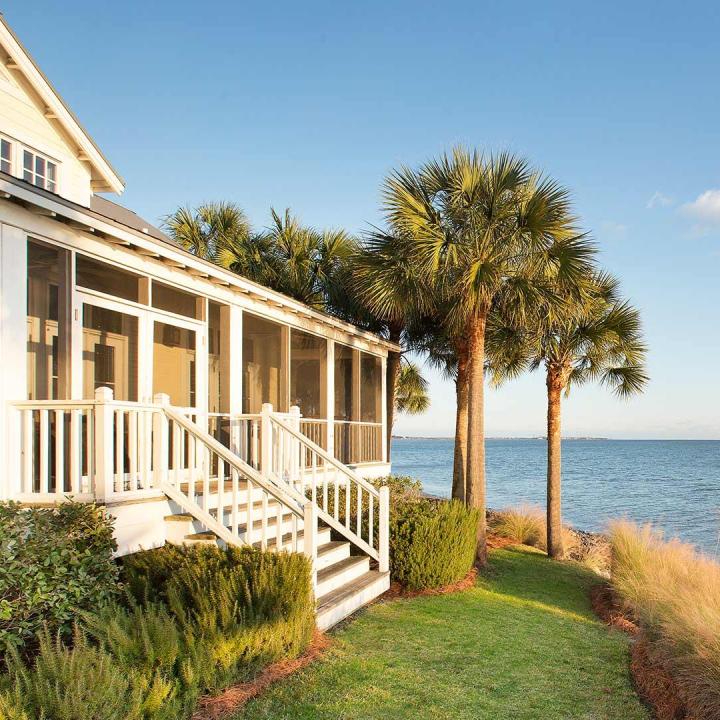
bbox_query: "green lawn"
[236,546,648,720]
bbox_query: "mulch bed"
[591,583,694,720]
[383,567,478,600]
[191,630,330,720]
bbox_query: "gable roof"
[0,14,124,194]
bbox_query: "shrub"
[0,501,118,654]
[390,499,479,590]
[119,544,315,693]
[610,520,720,719]
[3,630,146,720]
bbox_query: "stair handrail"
[268,411,380,498]
[264,405,389,569]
[163,404,306,516]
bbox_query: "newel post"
[153,393,170,487]
[379,484,390,573]
[260,403,273,481]
[93,387,115,503]
[303,500,318,593]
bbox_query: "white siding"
[0,71,93,206]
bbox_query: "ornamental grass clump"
[489,505,546,547]
[610,520,720,719]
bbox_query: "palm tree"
[516,273,648,558]
[395,360,430,416]
[263,209,357,310]
[163,201,257,270]
[383,148,593,563]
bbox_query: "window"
[76,254,140,302]
[0,138,11,174]
[152,281,200,319]
[334,344,354,421]
[82,305,138,401]
[23,148,57,192]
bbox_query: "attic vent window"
[1,139,11,173]
[23,148,57,193]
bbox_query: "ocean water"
[391,438,720,554]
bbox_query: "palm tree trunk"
[385,343,402,459]
[452,345,469,502]
[546,370,564,559]
[466,311,488,565]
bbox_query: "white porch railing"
[264,404,389,571]
[333,419,383,465]
[8,389,389,588]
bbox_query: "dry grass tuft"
[489,506,546,547]
[610,520,720,719]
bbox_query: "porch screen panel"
[242,313,286,413]
[291,330,326,417]
[27,240,70,400]
[334,344,354,463]
[360,353,382,423]
[334,344,354,420]
[82,305,138,401]
[153,322,196,407]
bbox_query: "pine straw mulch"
[191,630,330,720]
[590,583,696,720]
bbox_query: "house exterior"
[0,16,394,628]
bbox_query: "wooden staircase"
[159,404,390,630]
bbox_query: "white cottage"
[0,16,394,628]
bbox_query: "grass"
[610,520,720,718]
[234,546,648,720]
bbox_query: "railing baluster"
[369,493,374,549]
[231,466,239,537]
[217,456,225,528]
[188,433,196,503]
[323,464,328,514]
[334,469,339,521]
[356,483,362,537]
[54,409,64,498]
[39,409,49,495]
[345,471,351,528]
[115,410,124,493]
[261,491,268,550]
[311,454,317,505]
[128,410,137,491]
[22,409,33,495]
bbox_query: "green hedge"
[390,497,480,591]
[0,502,118,655]
[1,544,315,720]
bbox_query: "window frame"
[21,144,59,193]
[0,135,12,175]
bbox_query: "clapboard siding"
[0,71,92,206]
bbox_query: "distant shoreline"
[391,436,719,441]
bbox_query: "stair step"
[183,531,218,547]
[250,526,332,553]
[316,555,370,598]
[316,570,390,630]
[215,499,290,526]
[317,540,351,571]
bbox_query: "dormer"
[0,15,124,206]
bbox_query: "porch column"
[381,354,388,464]
[0,224,27,499]
[223,304,242,453]
[326,339,334,459]
[352,348,361,464]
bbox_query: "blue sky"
[5,1,719,438]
